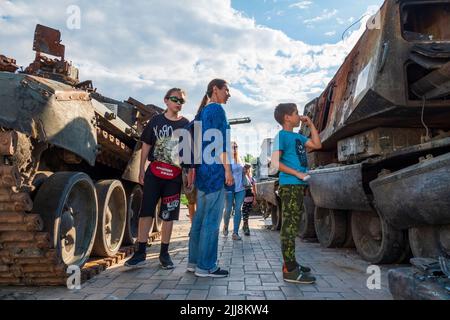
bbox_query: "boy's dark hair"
[274,103,297,125]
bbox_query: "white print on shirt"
[153,124,174,141]
[295,139,308,168]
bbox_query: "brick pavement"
[0,207,395,300]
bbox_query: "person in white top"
[222,142,245,240]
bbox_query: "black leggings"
[242,189,254,222]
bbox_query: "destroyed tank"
[0,25,164,286]
[299,0,450,298]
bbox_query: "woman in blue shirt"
[222,142,245,241]
[188,79,234,278]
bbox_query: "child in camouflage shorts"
[271,103,322,284]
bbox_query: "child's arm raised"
[300,116,322,151]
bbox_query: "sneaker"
[159,253,175,270]
[243,222,250,236]
[223,226,229,237]
[124,251,146,268]
[283,267,316,284]
[296,262,311,273]
[186,266,195,273]
[195,268,229,278]
[232,233,242,241]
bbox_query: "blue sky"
[0,0,383,157]
[232,0,383,44]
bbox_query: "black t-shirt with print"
[141,113,189,166]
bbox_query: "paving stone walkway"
[0,207,396,300]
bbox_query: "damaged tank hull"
[0,25,163,286]
[299,0,450,298]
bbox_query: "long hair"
[231,141,242,164]
[197,79,227,115]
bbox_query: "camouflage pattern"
[279,185,305,265]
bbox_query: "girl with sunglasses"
[126,88,189,269]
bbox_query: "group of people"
[124,78,322,284]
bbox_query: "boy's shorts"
[182,169,197,205]
[140,169,181,221]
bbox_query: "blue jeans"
[223,190,245,235]
[188,188,225,274]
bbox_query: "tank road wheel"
[269,200,282,231]
[92,180,127,257]
[351,210,409,264]
[259,200,270,219]
[33,172,98,267]
[342,211,355,248]
[314,207,347,248]
[409,225,450,259]
[122,184,143,245]
[298,193,316,239]
[31,171,54,194]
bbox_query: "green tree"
[244,154,256,165]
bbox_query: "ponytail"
[196,79,227,115]
[197,94,210,115]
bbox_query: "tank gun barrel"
[229,117,251,126]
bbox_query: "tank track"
[0,130,160,286]
[0,163,65,285]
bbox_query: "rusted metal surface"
[255,179,279,207]
[126,97,164,125]
[337,127,424,162]
[0,73,98,165]
[0,165,21,188]
[401,2,450,42]
[308,164,373,211]
[24,25,80,86]
[411,61,450,99]
[0,24,164,286]
[370,152,450,229]
[121,142,143,184]
[0,131,18,156]
[0,55,18,73]
[32,24,65,59]
[303,0,450,152]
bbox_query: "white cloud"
[289,1,313,10]
[0,0,376,156]
[304,9,338,24]
[325,31,336,36]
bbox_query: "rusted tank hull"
[0,72,97,165]
[370,152,450,229]
[302,0,450,151]
[308,164,372,212]
[255,179,278,207]
[0,24,165,286]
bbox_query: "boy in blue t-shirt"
[271,103,322,284]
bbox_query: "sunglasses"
[168,96,186,105]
